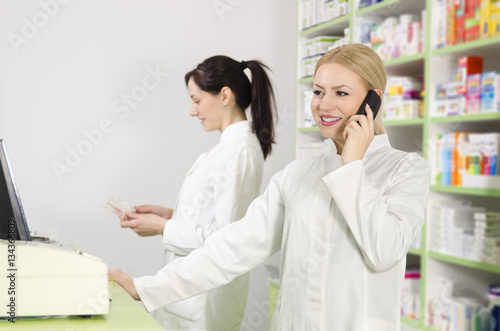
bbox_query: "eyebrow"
[313,83,353,91]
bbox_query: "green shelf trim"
[354,0,399,16]
[299,15,350,37]
[408,247,422,256]
[401,316,423,328]
[298,76,314,85]
[428,252,500,274]
[430,112,500,123]
[432,35,500,55]
[297,126,320,133]
[383,118,424,127]
[430,185,500,197]
[383,53,425,67]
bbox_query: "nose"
[189,104,198,117]
[317,94,337,112]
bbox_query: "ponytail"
[184,56,276,159]
[245,60,276,159]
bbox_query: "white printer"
[0,139,109,319]
[0,239,109,318]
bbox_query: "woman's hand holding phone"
[341,103,375,165]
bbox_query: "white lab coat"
[135,134,431,331]
[143,120,264,330]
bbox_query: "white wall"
[0,0,296,329]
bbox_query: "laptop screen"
[0,139,31,241]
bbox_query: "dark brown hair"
[185,56,276,159]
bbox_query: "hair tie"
[240,60,248,70]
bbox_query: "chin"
[318,126,338,140]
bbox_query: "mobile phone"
[104,197,136,218]
[356,90,381,119]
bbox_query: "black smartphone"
[356,90,381,119]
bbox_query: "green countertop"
[1,281,163,330]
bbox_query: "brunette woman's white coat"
[142,120,263,331]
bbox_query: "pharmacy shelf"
[383,53,425,76]
[432,35,500,57]
[428,252,500,274]
[299,15,350,38]
[298,76,314,84]
[384,118,424,127]
[401,316,424,329]
[354,0,400,16]
[430,112,500,124]
[294,1,500,330]
[383,53,425,67]
[408,247,423,256]
[430,185,500,198]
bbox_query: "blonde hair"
[315,44,386,135]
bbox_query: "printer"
[0,239,109,318]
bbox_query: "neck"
[220,110,247,133]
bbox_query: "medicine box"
[457,56,483,95]
[490,0,500,36]
[338,0,348,16]
[466,74,482,114]
[481,71,500,113]
[480,0,491,38]
[303,91,315,127]
[465,7,481,42]
[312,36,341,55]
[324,0,337,21]
[303,39,313,58]
[435,0,447,49]
[435,83,447,117]
[456,0,466,44]
[447,0,457,46]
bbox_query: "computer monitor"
[0,139,31,241]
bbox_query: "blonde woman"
[110,44,431,330]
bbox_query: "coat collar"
[220,120,251,142]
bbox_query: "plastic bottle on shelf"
[476,285,500,331]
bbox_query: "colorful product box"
[481,71,500,112]
[465,7,481,42]
[446,82,465,116]
[447,0,457,45]
[466,74,482,114]
[480,0,491,38]
[490,0,500,36]
[435,83,448,117]
[457,56,483,95]
[456,0,466,44]
[435,0,447,49]
[359,0,372,9]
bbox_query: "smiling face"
[311,62,369,149]
[187,77,224,132]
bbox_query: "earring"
[223,106,227,110]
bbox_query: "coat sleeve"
[134,165,289,312]
[161,144,263,256]
[322,153,431,272]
